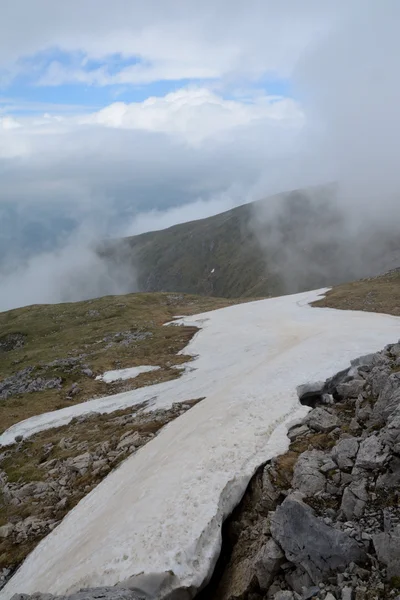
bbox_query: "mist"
[1,2,400,310]
[249,2,400,291]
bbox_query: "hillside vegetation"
[102,186,400,299]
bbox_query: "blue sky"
[1,47,293,116]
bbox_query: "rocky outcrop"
[203,341,400,600]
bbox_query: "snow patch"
[2,288,400,599]
[95,365,160,383]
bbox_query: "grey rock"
[0,523,14,538]
[81,368,93,378]
[288,424,310,441]
[271,495,366,584]
[292,451,326,496]
[376,456,400,489]
[340,480,368,520]
[373,529,400,579]
[117,432,141,451]
[354,435,389,470]
[15,435,23,443]
[337,380,365,399]
[254,538,285,590]
[331,438,359,471]
[320,459,337,474]
[305,408,339,433]
[69,452,93,474]
[285,566,313,595]
[372,373,400,423]
[368,366,391,398]
[341,588,352,600]
[390,344,400,358]
[324,594,337,600]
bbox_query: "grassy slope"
[0,292,247,432]
[102,186,400,301]
[312,269,400,316]
[105,201,278,299]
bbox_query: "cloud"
[1,2,400,310]
[0,1,333,87]
[0,231,136,312]
[84,88,302,144]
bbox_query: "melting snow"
[95,365,160,383]
[2,288,400,599]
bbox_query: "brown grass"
[0,292,254,432]
[312,270,400,316]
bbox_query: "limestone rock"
[331,437,359,471]
[305,408,339,433]
[340,479,368,520]
[117,432,141,450]
[270,495,365,584]
[254,538,285,590]
[337,379,365,399]
[373,528,400,579]
[0,523,14,538]
[292,450,326,496]
[287,424,309,441]
[354,435,389,470]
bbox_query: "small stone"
[14,435,23,443]
[341,587,353,600]
[0,523,14,538]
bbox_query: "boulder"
[305,408,339,433]
[270,495,366,584]
[331,437,359,471]
[354,435,389,470]
[292,451,326,496]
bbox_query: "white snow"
[2,288,400,599]
[211,268,215,274]
[95,365,160,383]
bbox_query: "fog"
[0,2,400,310]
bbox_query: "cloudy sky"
[0,1,399,309]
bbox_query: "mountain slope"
[102,186,400,299]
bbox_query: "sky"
[0,1,400,309]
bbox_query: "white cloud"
[84,88,303,144]
[0,0,334,87]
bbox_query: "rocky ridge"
[202,342,400,600]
